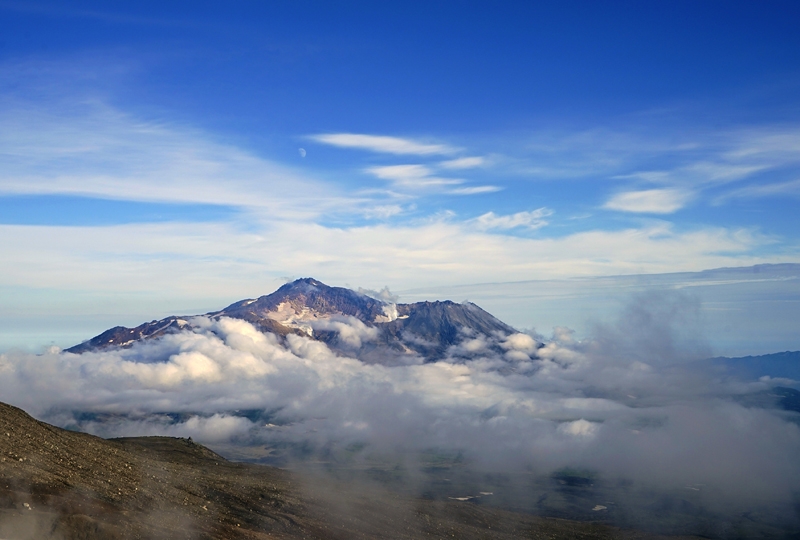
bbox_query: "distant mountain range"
[66,278,518,363]
[702,351,800,381]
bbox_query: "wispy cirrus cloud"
[722,129,800,161]
[0,99,350,220]
[473,208,553,230]
[361,204,406,219]
[365,164,499,195]
[366,164,461,187]
[714,178,800,204]
[448,185,502,195]
[616,163,769,188]
[604,189,693,214]
[312,134,499,195]
[438,156,486,169]
[504,126,800,220]
[600,128,800,213]
[309,133,458,155]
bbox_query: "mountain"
[0,400,689,540]
[703,351,800,381]
[66,278,520,362]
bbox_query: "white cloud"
[438,156,485,169]
[473,208,553,230]
[362,204,405,219]
[617,164,767,187]
[310,133,458,155]
[366,164,424,181]
[501,333,539,353]
[593,127,800,213]
[514,128,684,180]
[366,164,492,192]
[307,316,379,349]
[448,185,503,195]
[715,178,800,203]
[511,127,800,218]
[0,303,798,507]
[604,189,692,214]
[0,100,346,220]
[557,419,599,438]
[366,164,458,186]
[683,162,768,183]
[357,286,399,304]
[0,220,778,307]
[612,171,674,183]
[722,129,800,161]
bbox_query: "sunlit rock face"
[66,277,521,363]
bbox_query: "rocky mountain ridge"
[66,278,521,362]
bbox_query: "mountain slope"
[0,400,306,539]
[66,278,520,362]
[0,400,698,540]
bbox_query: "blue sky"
[1,1,800,352]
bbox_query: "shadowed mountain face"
[66,278,519,362]
[0,400,702,540]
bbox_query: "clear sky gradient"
[1,1,799,353]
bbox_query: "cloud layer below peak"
[0,296,797,517]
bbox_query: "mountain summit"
[66,278,520,363]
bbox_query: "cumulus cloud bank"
[0,294,798,515]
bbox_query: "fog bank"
[0,292,798,515]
